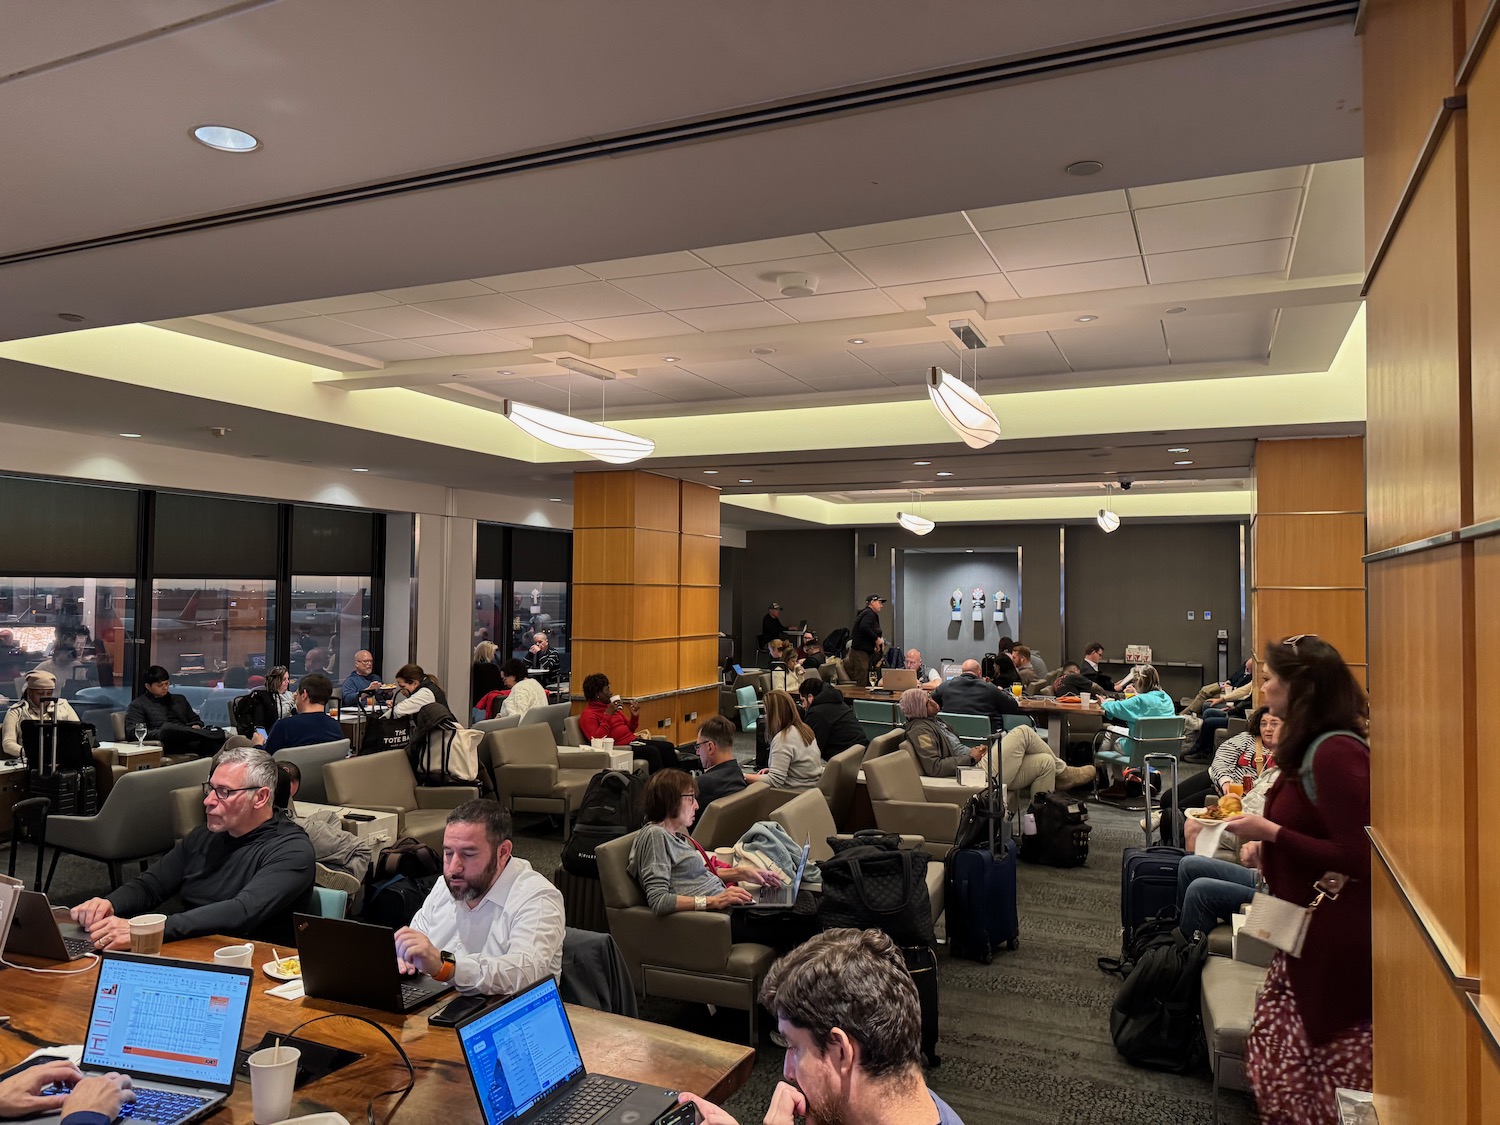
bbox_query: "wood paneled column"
[571,470,720,745]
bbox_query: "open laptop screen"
[459,978,584,1124]
[82,954,251,1090]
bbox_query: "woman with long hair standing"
[1228,635,1371,1124]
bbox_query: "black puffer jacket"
[802,683,866,759]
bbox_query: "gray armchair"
[169,786,206,841]
[596,831,777,1043]
[815,744,864,828]
[863,750,970,859]
[690,782,790,850]
[487,724,602,835]
[45,757,214,889]
[322,749,477,850]
[519,701,571,743]
[861,727,907,764]
[270,739,351,805]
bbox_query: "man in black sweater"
[691,716,748,827]
[124,664,228,758]
[931,659,1022,730]
[71,745,315,948]
[757,603,785,653]
[846,594,885,688]
[799,677,866,758]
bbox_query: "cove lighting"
[926,367,1000,449]
[501,400,654,464]
[192,124,260,152]
[897,512,935,535]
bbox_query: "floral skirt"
[1245,953,1372,1125]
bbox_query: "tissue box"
[957,767,987,787]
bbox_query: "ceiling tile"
[580,251,711,279]
[966,190,1130,231]
[473,266,598,292]
[1145,239,1291,284]
[670,303,798,332]
[694,233,833,266]
[972,332,1072,378]
[224,302,317,324]
[855,341,963,376]
[406,330,528,355]
[880,274,1019,311]
[698,370,814,396]
[573,312,699,341]
[717,253,875,299]
[502,322,611,345]
[291,293,403,316]
[326,304,474,338]
[1135,189,1302,255]
[411,292,553,331]
[687,358,795,384]
[762,352,878,380]
[508,281,656,320]
[375,279,495,303]
[1050,322,1168,371]
[591,381,672,407]
[769,289,903,322]
[979,212,1141,272]
[611,269,760,310]
[627,367,748,402]
[1127,165,1308,208]
[261,316,392,346]
[821,213,972,251]
[1164,309,1276,364]
[842,234,998,287]
[343,339,447,362]
[1005,256,1148,298]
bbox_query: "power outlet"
[684,711,698,721]
[657,718,672,729]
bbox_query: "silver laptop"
[735,840,811,909]
[28,952,253,1125]
[4,889,95,961]
[879,667,920,691]
[457,976,684,1125]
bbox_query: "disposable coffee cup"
[128,913,166,956]
[247,1045,300,1125]
[1079,692,1093,705]
[590,737,605,750]
[214,943,254,969]
[600,737,614,752]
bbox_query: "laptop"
[4,889,95,961]
[879,667,920,691]
[27,951,253,1125]
[457,976,683,1125]
[295,913,453,1013]
[735,840,811,909]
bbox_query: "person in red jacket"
[577,673,674,774]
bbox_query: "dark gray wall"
[900,550,1022,669]
[736,528,856,660]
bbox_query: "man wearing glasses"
[691,717,747,828]
[71,745,315,949]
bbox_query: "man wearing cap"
[2,670,79,758]
[846,595,885,688]
[758,602,785,654]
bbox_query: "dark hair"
[582,673,611,702]
[1062,661,1080,672]
[274,761,301,810]
[297,673,333,706]
[224,666,249,689]
[760,928,921,1081]
[1085,642,1104,657]
[446,798,513,849]
[500,658,528,682]
[996,635,1015,654]
[697,715,735,750]
[1248,705,1272,740]
[989,652,1019,687]
[798,676,824,699]
[641,769,697,824]
[1263,636,1368,775]
[143,665,171,685]
[394,663,425,684]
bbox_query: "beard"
[802,1088,845,1125]
[445,852,499,902]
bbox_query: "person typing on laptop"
[393,799,565,996]
[0,1064,135,1124]
[70,746,315,949]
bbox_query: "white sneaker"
[314,862,362,898]
[1138,812,1163,833]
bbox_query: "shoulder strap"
[1299,729,1369,804]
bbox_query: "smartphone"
[656,1103,702,1125]
[255,727,268,740]
[428,993,501,1028]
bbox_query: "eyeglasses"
[202,782,264,801]
[694,740,715,750]
[1283,633,1319,650]
[681,792,700,803]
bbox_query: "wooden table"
[835,685,1105,753]
[0,933,755,1119]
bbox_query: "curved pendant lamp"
[897,511,936,535]
[502,399,654,464]
[927,366,1001,448]
[1097,483,1121,533]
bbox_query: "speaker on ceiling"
[866,543,877,558]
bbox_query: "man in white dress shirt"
[394,799,564,996]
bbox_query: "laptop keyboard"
[531,1076,633,1124]
[400,980,440,1005]
[119,1087,210,1123]
[63,934,96,959]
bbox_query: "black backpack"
[1018,791,1091,867]
[374,836,442,882]
[1109,927,1209,1072]
[561,770,645,878]
[822,627,851,657]
[362,873,439,928]
[1098,906,1182,978]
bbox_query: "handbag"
[1240,872,1349,957]
[817,832,934,945]
[357,695,411,756]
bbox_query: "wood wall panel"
[1253,588,1367,663]
[1369,549,1476,969]
[1475,540,1500,1003]
[1361,0,1461,267]
[678,586,719,637]
[1255,513,1367,588]
[1470,43,1500,521]
[1484,1032,1500,1125]
[571,639,678,698]
[572,470,679,532]
[679,481,720,537]
[1366,125,1469,550]
[1372,860,1474,1125]
[676,687,721,745]
[1469,0,1492,53]
[676,638,719,683]
[572,585,679,642]
[1255,437,1366,513]
[679,535,719,587]
[573,528,682,586]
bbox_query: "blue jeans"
[1176,854,1257,938]
[1189,708,1228,756]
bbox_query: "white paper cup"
[600,737,614,752]
[248,1045,300,1125]
[128,913,166,955]
[714,847,736,865]
[590,737,605,750]
[1079,692,1093,705]
[214,943,254,968]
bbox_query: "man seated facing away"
[1049,661,1121,700]
[258,672,341,753]
[125,664,228,758]
[930,659,1021,729]
[902,649,942,690]
[341,649,379,699]
[578,673,674,774]
[71,746,315,948]
[497,657,549,718]
[394,799,564,996]
[275,760,371,898]
[681,928,964,1125]
[0,1065,135,1125]
[797,676,865,759]
[691,716,747,826]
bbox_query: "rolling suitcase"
[1104,754,1186,973]
[900,944,941,1067]
[945,836,1020,963]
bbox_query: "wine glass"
[133,723,147,750]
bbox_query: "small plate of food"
[1186,794,1243,823]
[262,954,302,980]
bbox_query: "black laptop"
[295,913,453,1013]
[4,889,94,961]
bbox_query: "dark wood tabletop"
[0,933,755,1120]
[836,684,1105,717]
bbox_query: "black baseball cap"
[769,602,782,610]
[866,594,886,604]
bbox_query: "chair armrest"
[558,749,611,770]
[609,907,734,974]
[414,786,480,809]
[351,802,406,817]
[873,800,960,844]
[921,782,985,807]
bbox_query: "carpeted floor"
[24,745,1260,1125]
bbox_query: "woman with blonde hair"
[747,690,824,790]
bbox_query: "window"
[290,575,372,684]
[149,579,276,690]
[0,577,136,707]
[474,525,572,665]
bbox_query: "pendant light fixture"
[1097,482,1121,533]
[897,490,935,535]
[927,366,1000,448]
[501,400,654,464]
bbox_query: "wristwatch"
[433,950,457,982]
[694,895,708,912]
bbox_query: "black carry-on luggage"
[1101,753,1187,975]
[945,738,1021,963]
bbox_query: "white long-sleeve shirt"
[408,856,564,996]
[499,676,548,720]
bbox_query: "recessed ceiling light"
[662,356,680,363]
[738,479,753,484]
[913,461,932,466]
[118,432,142,439]
[936,471,954,477]
[1174,460,1194,466]
[1065,160,1104,176]
[192,124,260,152]
[703,470,719,475]
[352,467,369,472]
[966,549,974,553]
[750,346,776,356]
[549,497,563,502]
[1074,314,1098,323]
[1164,307,1187,315]
[498,369,514,376]
[847,337,868,345]
[1168,447,1190,453]
[58,312,86,323]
